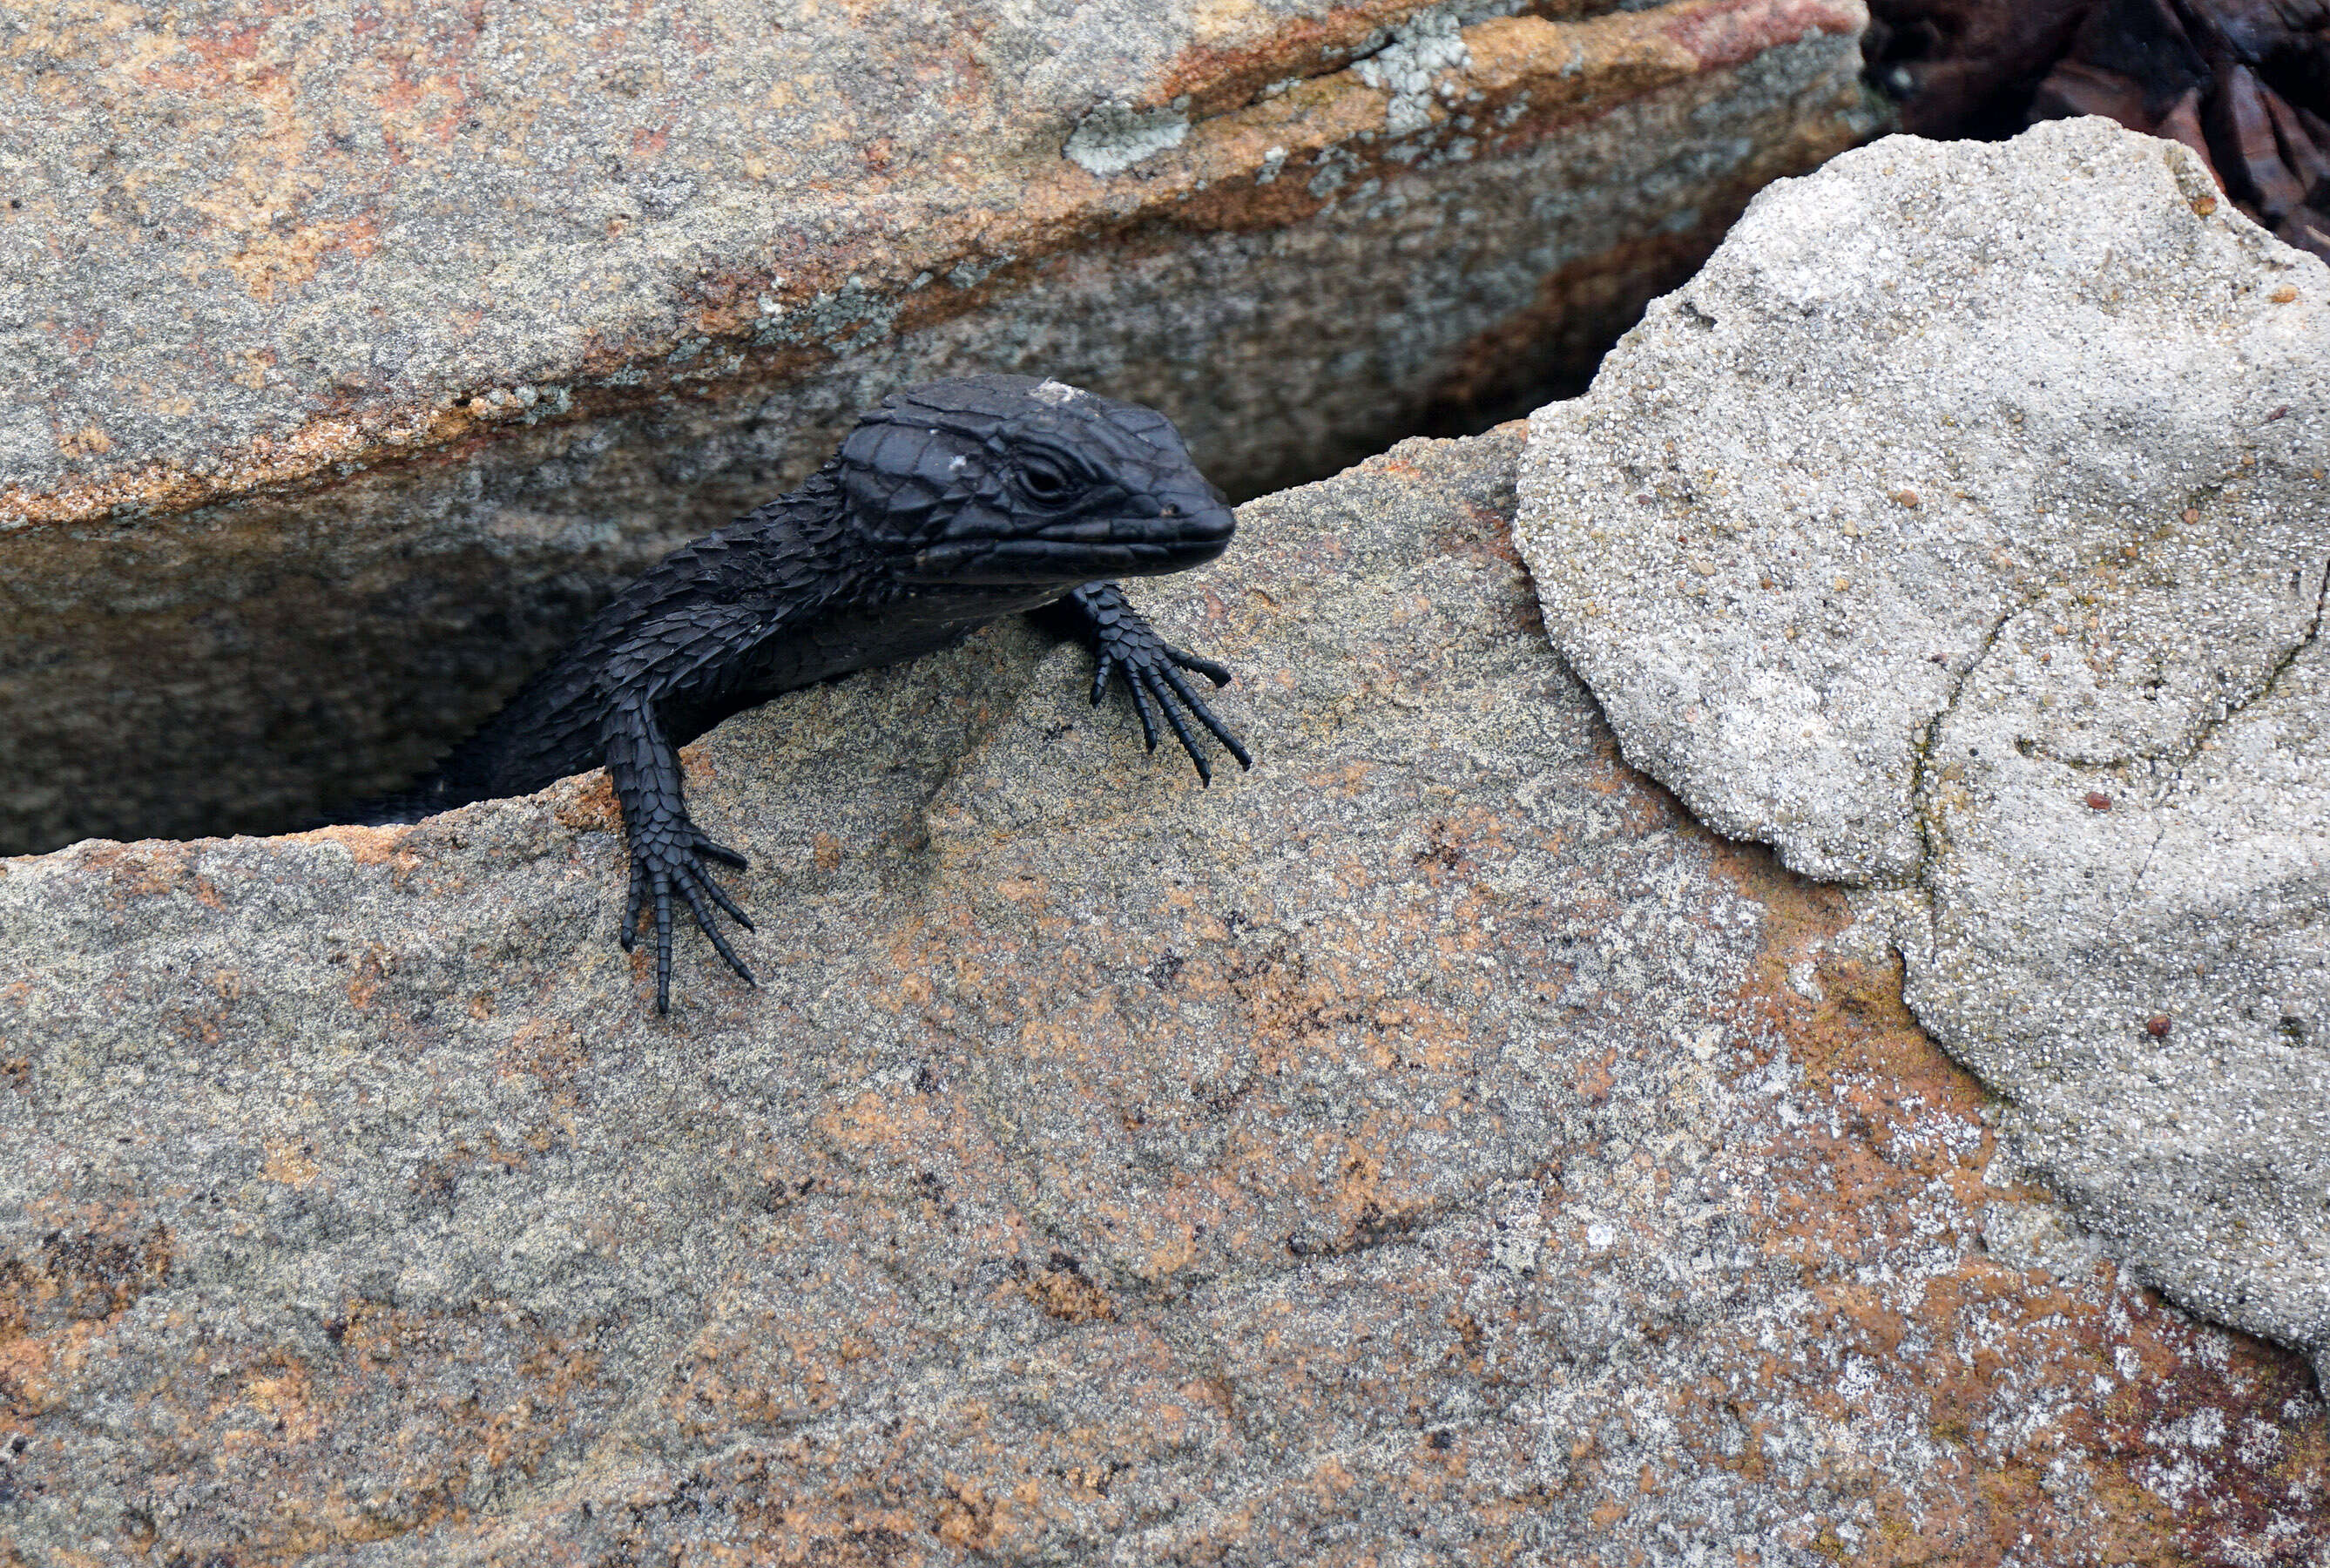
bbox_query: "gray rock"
[1062,104,1192,176]
[3,428,2324,1565]
[0,0,1883,853]
[1516,118,2330,1372]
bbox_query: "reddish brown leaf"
[2208,64,2309,218]
[2275,208,2330,261]
[2259,80,2330,200]
[2030,58,2156,126]
[2158,85,2225,183]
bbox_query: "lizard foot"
[618,824,756,1013]
[1088,625,1253,786]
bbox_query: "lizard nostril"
[1162,504,1179,517]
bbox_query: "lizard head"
[837,374,1236,586]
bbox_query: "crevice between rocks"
[1903,592,2035,893]
[1901,546,2330,911]
[2048,549,2328,775]
[2116,552,2329,911]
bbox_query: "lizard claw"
[692,832,751,870]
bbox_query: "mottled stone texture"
[3,431,2322,1565]
[1517,121,2330,1387]
[0,0,1881,854]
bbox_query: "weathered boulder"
[0,0,1881,854]
[4,429,2324,1564]
[1517,118,2330,1383]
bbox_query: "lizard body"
[358,375,1250,1010]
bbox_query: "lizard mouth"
[903,504,1235,584]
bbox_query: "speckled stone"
[1516,119,2330,1387]
[2,429,2322,1565]
[0,0,1881,853]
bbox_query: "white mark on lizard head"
[1030,378,1085,406]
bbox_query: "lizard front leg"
[1035,581,1253,784]
[601,695,757,1013]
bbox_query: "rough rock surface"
[0,0,1882,854]
[5,429,2327,1565]
[1516,119,2330,1381]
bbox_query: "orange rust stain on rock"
[0,1211,175,1416]
[812,831,844,875]
[1302,760,1377,798]
[1433,497,1530,570]
[260,1138,320,1190]
[1155,3,1415,118]
[3,0,1871,537]
[818,1085,953,1162]
[935,1477,1008,1552]
[345,945,388,1011]
[1462,10,1703,132]
[296,821,419,868]
[229,214,382,303]
[550,771,621,835]
[1660,0,1866,72]
[1576,1044,1622,1105]
[497,1017,588,1102]
[1573,740,1693,844]
[221,1359,325,1450]
[155,1298,608,1552]
[993,873,1047,904]
[185,18,268,69]
[1016,1252,1120,1325]
[1699,836,2330,1564]
[73,840,199,900]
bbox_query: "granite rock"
[3,428,2324,1565]
[0,0,1882,853]
[1516,118,2330,1380]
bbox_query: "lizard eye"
[1020,457,1074,504]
